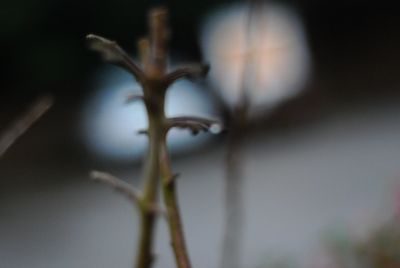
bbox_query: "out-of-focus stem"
[0,96,53,158]
[221,1,259,267]
[221,101,248,268]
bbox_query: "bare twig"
[90,170,142,205]
[90,170,167,217]
[86,7,214,268]
[0,95,53,158]
[87,31,162,268]
[147,8,196,268]
[165,64,210,85]
[86,34,145,83]
[167,116,221,135]
[160,139,192,268]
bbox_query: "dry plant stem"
[134,9,170,267]
[90,170,142,205]
[87,7,214,268]
[136,108,164,268]
[0,96,53,158]
[221,2,259,267]
[90,163,159,268]
[221,104,247,268]
[147,8,193,268]
[86,34,160,268]
[160,138,192,268]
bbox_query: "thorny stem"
[90,122,162,268]
[135,115,163,268]
[147,7,193,268]
[160,137,192,268]
[133,9,169,266]
[87,6,215,268]
[134,12,169,265]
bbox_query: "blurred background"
[1,0,400,267]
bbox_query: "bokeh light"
[201,3,311,114]
[81,67,219,161]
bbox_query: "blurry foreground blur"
[1,1,400,268]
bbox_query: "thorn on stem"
[166,173,180,186]
[137,129,149,135]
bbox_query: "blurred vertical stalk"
[221,1,259,268]
[221,99,248,268]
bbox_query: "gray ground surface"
[1,101,400,268]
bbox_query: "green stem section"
[160,136,192,268]
[136,209,156,268]
[135,115,163,268]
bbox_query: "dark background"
[2,0,399,100]
[1,0,399,196]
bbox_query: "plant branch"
[167,116,221,135]
[90,170,142,207]
[160,137,192,268]
[135,116,164,268]
[86,32,159,268]
[133,7,171,266]
[86,34,145,83]
[90,170,166,217]
[148,7,169,76]
[0,95,53,158]
[86,7,206,268]
[148,7,193,268]
[165,64,210,85]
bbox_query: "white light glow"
[81,68,219,161]
[201,3,311,114]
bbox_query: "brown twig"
[165,64,210,85]
[167,116,220,135]
[87,7,217,268]
[0,95,53,158]
[90,170,167,216]
[159,139,192,268]
[90,170,142,206]
[86,34,145,83]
